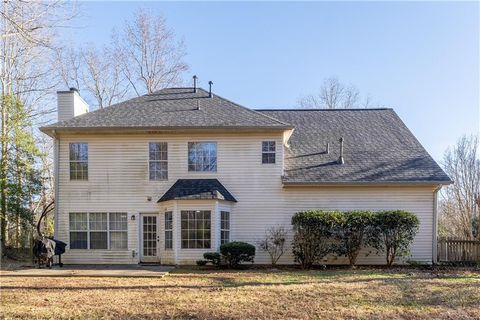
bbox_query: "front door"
[141,214,159,263]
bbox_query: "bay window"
[181,210,211,249]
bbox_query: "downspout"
[53,131,60,239]
[432,184,442,264]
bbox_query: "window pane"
[89,213,107,230]
[188,142,217,172]
[110,213,127,231]
[69,213,87,231]
[110,231,127,249]
[70,143,88,161]
[70,232,87,249]
[180,210,211,249]
[165,230,172,249]
[149,143,168,181]
[262,153,275,164]
[90,232,108,249]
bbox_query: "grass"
[1,267,479,319]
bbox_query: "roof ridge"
[195,88,292,127]
[257,108,393,112]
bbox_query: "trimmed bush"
[196,259,207,266]
[291,210,343,269]
[220,241,255,268]
[334,210,374,267]
[203,252,221,266]
[368,210,420,267]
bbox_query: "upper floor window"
[262,141,276,164]
[149,142,168,180]
[70,143,88,180]
[188,142,217,172]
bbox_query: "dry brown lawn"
[1,267,479,319]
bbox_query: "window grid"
[220,211,230,245]
[164,211,173,250]
[69,212,128,250]
[69,143,88,180]
[262,141,276,164]
[143,216,157,256]
[109,213,128,250]
[181,210,211,249]
[188,142,217,172]
[149,142,168,180]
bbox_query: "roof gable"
[158,179,237,202]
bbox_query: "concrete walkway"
[0,264,175,278]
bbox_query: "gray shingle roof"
[158,179,237,202]
[258,109,451,185]
[40,88,291,132]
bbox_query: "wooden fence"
[437,238,480,262]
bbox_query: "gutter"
[39,125,295,137]
[432,184,443,264]
[282,180,453,187]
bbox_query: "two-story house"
[40,84,451,265]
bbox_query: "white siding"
[56,132,436,265]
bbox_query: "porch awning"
[157,179,237,203]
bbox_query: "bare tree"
[81,46,129,108]
[114,9,188,95]
[258,226,288,266]
[0,0,76,252]
[439,135,480,239]
[55,9,188,109]
[298,76,376,109]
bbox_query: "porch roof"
[157,179,237,203]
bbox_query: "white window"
[69,213,88,249]
[165,211,173,250]
[109,213,128,250]
[149,142,168,180]
[69,143,88,180]
[220,211,230,245]
[69,212,128,250]
[262,141,276,164]
[188,142,217,172]
[181,210,211,249]
[89,213,108,249]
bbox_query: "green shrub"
[291,210,343,269]
[368,210,420,267]
[196,259,207,266]
[220,241,255,268]
[334,210,374,267]
[203,252,221,266]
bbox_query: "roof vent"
[193,75,197,93]
[69,87,78,92]
[337,137,345,164]
[208,81,213,98]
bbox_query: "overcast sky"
[64,1,479,161]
